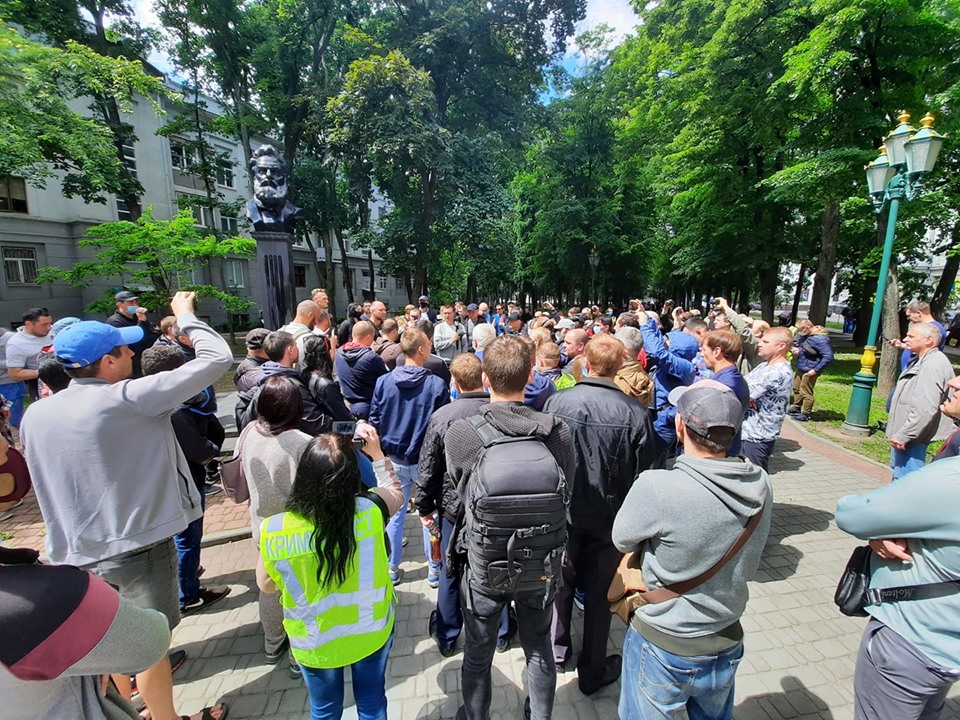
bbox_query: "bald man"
[334,321,388,420]
[280,300,320,366]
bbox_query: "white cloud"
[575,0,639,45]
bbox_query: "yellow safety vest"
[259,496,395,668]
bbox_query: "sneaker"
[428,610,455,657]
[401,536,409,547]
[787,406,800,415]
[390,568,404,586]
[265,637,290,664]
[427,570,440,589]
[181,586,231,615]
[289,652,302,680]
[574,588,585,612]
[794,413,809,422]
[204,483,222,497]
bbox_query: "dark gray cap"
[668,379,744,444]
[245,327,270,349]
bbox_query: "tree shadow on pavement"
[736,676,835,719]
[755,503,833,582]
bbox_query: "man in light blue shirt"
[836,457,960,719]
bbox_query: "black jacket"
[244,362,330,436]
[416,392,489,523]
[171,397,224,492]
[543,377,656,536]
[304,372,353,422]
[234,355,267,393]
[105,311,159,378]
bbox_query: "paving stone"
[162,428,960,719]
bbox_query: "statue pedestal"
[251,231,296,330]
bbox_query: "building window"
[395,277,404,291]
[225,259,245,288]
[216,158,235,188]
[185,265,205,286]
[220,215,238,234]
[294,264,307,288]
[2,247,38,285]
[0,176,28,214]
[171,140,193,171]
[116,197,132,222]
[177,193,215,229]
[379,274,388,290]
[120,142,137,180]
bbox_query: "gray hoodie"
[612,454,772,640]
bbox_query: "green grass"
[801,350,960,465]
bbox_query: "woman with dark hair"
[234,375,313,668]
[257,424,402,720]
[300,334,352,422]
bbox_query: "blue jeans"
[174,491,204,605]
[386,461,440,576]
[891,443,927,481]
[0,381,26,429]
[300,633,393,720]
[619,628,743,720]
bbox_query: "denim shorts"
[82,538,180,630]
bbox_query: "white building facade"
[0,88,410,330]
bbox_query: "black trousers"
[552,526,622,689]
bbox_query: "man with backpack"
[279,299,321,365]
[444,335,574,720]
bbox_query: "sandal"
[181,702,228,720]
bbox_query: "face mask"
[125,305,140,316]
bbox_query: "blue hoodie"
[524,368,558,411]
[640,319,698,443]
[335,343,389,420]
[369,365,450,464]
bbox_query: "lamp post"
[588,246,599,305]
[841,112,945,436]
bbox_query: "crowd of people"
[0,288,959,720]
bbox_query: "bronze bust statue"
[246,144,301,233]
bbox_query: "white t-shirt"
[5,328,51,371]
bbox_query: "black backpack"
[463,416,567,599]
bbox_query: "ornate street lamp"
[588,246,600,305]
[842,112,946,435]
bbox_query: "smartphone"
[332,421,356,436]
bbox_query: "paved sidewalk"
[166,433,960,720]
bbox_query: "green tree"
[37,209,255,315]
[0,20,163,201]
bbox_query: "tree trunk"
[808,199,839,326]
[467,274,477,303]
[930,222,960,318]
[758,265,777,324]
[790,263,806,326]
[334,226,354,303]
[878,259,901,397]
[323,228,337,319]
[366,250,376,300]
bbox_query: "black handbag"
[835,544,960,617]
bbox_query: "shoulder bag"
[834,544,960,617]
[221,423,252,504]
[608,510,762,625]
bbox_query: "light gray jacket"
[887,348,955,446]
[21,313,233,565]
[612,455,772,638]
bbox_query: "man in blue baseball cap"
[19,291,232,720]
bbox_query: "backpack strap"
[361,490,391,526]
[467,415,507,448]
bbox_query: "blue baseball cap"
[54,321,144,368]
